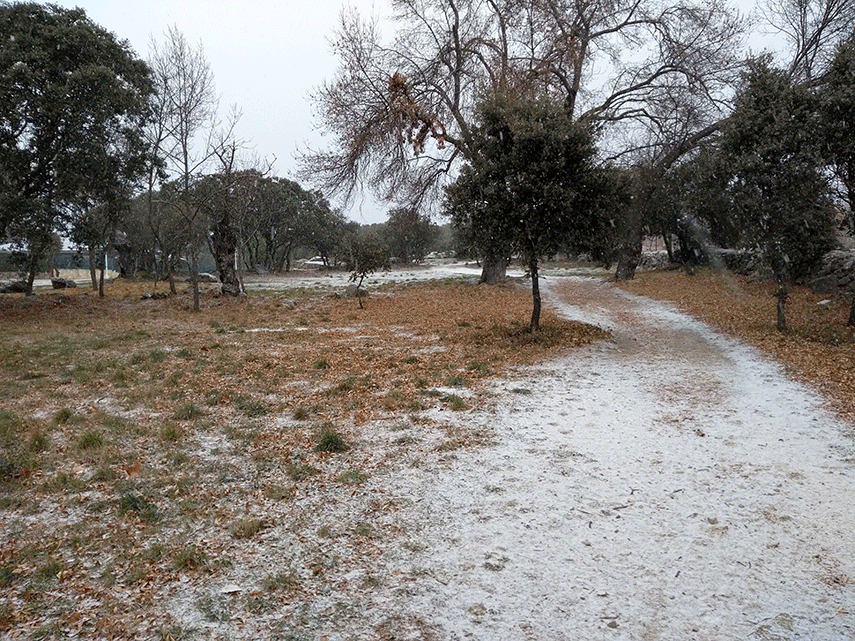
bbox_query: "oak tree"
[0,2,152,294]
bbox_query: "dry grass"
[0,276,605,639]
[618,269,855,423]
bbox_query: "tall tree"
[445,92,615,331]
[148,26,219,310]
[303,0,745,283]
[0,2,152,294]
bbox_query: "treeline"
[117,177,453,278]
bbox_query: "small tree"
[445,92,617,331]
[345,234,389,309]
[719,59,836,331]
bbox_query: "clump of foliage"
[344,233,390,309]
[717,59,836,330]
[315,424,349,453]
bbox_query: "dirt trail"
[349,277,854,640]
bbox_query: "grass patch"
[173,545,208,572]
[78,430,105,450]
[444,374,467,387]
[337,468,368,485]
[292,406,310,420]
[315,424,349,453]
[118,493,160,523]
[233,396,268,417]
[443,394,468,411]
[172,403,204,421]
[286,462,320,481]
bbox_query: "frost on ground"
[309,276,854,640]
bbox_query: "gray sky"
[54,0,391,223]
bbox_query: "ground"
[0,263,852,640]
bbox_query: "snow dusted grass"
[0,275,604,639]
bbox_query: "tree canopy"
[445,92,620,330]
[0,2,153,293]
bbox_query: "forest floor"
[0,263,853,640]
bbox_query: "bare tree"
[148,26,219,311]
[760,0,855,82]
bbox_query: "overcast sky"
[52,1,776,225]
[52,0,391,223]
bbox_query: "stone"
[0,280,28,294]
[345,284,368,298]
[50,277,77,289]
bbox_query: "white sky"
[53,1,780,225]
[53,0,392,223]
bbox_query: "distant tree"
[385,208,436,263]
[0,3,152,294]
[300,198,350,268]
[719,60,836,331]
[445,92,615,332]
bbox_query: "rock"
[0,280,28,294]
[197,272,220,283]
[50,277,77,289]
[345,284,368,298]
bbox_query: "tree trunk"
[98,264,106,298]
[529,256,541,332]
[88,246,98,290]
[480,247,507,284]
[775,282,788,332]
[189,247,200,311]
[615,215,644,281]
[212,215,241,296]
[848,297,855,327]
[25,253,38,296]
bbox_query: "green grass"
[315,425,349,453]
[443,394,468,411]
[337,469,368,485]
[286,462,320,481]
[172,403,204,420]
[444,374,467,387]
[173,545,208,571]
[78,430,105,450]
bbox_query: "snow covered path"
[367,277,855,640]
